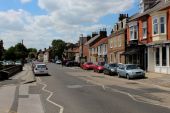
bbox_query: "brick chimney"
[99,28,107,37]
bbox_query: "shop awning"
[122,49,140,55]
[147,40,170,47]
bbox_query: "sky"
[0,0,139,50]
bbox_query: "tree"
[27,48,37,59]
[4,46,16,60]
[51,39,66,59]
[14,43,28,60]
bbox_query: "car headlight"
[111,69,115,72]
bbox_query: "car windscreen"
[98,62,105,66]
[37,65,46,68]
[87,62,93,65]
[109,64,117,67]
[126,65,138,70]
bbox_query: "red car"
[81,62,96,70]
[93,62,105,73]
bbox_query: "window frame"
[142,21,147,39]
[160,16,166,34]
[153,17,159,35]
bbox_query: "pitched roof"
[91,38,108,48]
[129,0,170,21]
[85,34,100,45]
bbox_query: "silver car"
[33,63,48,75]
[117,64,145,79]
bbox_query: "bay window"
[160,16,166,34]
[152,15,166,35]
[153,17,158,35]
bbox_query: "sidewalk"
[138,72,170,90]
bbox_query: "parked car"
[103,63,118,75]
[15,60,22,65]
[81,62,96,70]
[117,64,145,79]
[55,60,62,64]
[33,63,48,75]
[65,61,79,67]
[93,62,105,73]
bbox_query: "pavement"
[139,72,170,90]
[0,64,170,113]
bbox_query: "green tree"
[27,48,37,59]
[51,39,65,59]
[14,43,28,60]
[4,46,16,60]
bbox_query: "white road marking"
[37,77,64,113]
[84,79,170,109]
[107,86,170,109]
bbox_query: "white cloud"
[38,0,134,24]
[20,0,32,4]
[0,0,135,50]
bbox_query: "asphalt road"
[37,63,170,113]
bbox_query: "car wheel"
[126,74,130,80]
[103,70,106,74]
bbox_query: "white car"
[33,63,48,75]
[55,60,61,64]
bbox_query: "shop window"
[156,48,160,66]
[162,47,167,66]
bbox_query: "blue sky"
[0,0,139,49]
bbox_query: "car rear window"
[37,65,46,68]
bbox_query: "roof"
[91,38,108,48]
[129,0,170,21]
[85,34,100,46]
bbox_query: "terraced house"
[126,0,170,73]
[85,30,107,64]
[108,14,128,64]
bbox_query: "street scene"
[1,0,170,113]
[1,63,170,113]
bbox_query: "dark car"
[65,61,79,67]
[103,63,118,75]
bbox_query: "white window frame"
[153,17,159,35]
[160,16,166,34]
[152,15,167,36]
[129,22,138,41]
[142,21,147,39]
